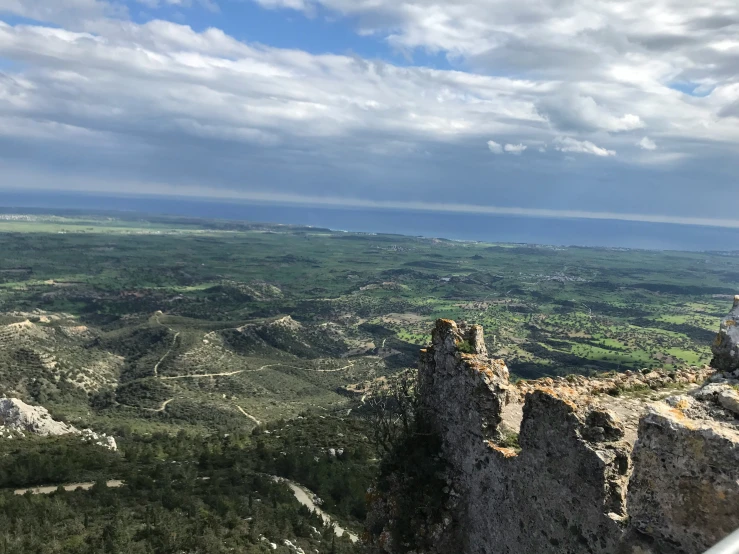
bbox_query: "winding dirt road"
[160,369,246,380]
[258,361,355,373]
[159,359,354,380]
[153,331,180,377]
[153,398,173,412]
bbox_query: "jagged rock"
[664,394,712,419]
[582,409,625,442]
[283,539,306,554]
[367,308,739,554]
[80,428,118,451]
[711,295,739,371]
[0,398,117,450]
[665,394,695,408]
[0,398,78,436]
[514,365,713,402]
[418,319,510,447]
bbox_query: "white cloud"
[0,1,737,220]
[504,143,527,154]
[254,0,309,9]
[489,141,528,154]
[554,137,616,157]
[487,140,503,154]
[0,0,126,24]
[638,136,657,150]
[0,21,548,146]
[249,0,739,144]
[538,93,645,133]
[136,0,190,7]
[252,0,739,82]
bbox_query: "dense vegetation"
[0,415,370,553]
[365,370,449,553]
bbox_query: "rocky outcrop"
[0,398,117,450]
[0,398,78,436]
[368,308,739,554]
[711,295,739,372]
[513,366,713,401]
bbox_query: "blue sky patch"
[668,82,714,98]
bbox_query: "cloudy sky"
[0,0,738,225]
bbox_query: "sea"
[1,190,737,253]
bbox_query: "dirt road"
[14,480,124,495]
[153,331,180,377]
[236,405,261,425]
[273,477,358,543]
[160,369,246,380]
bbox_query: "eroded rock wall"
[419,321,631,554]
[372,311,739,554]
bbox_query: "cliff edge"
[367,303,739,554]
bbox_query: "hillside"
[0,212,735,437]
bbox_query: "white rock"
[0,400,117,450]
[693,383,732,401]
[718,389,739,416]
[0,398,78,436]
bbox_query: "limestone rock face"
[0,398,78,436]
[0,398,118,450]
[367,305,739,554]
[628,403,739,553]
[414,322,634,554]
[711,295,739,372]
[418,319,510,452]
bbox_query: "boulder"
[718,389,739,417]
[693,382,733,401]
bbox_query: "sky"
[0,0,737,226]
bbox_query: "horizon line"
[2,186,739,230]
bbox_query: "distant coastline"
[1,190,738,252]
